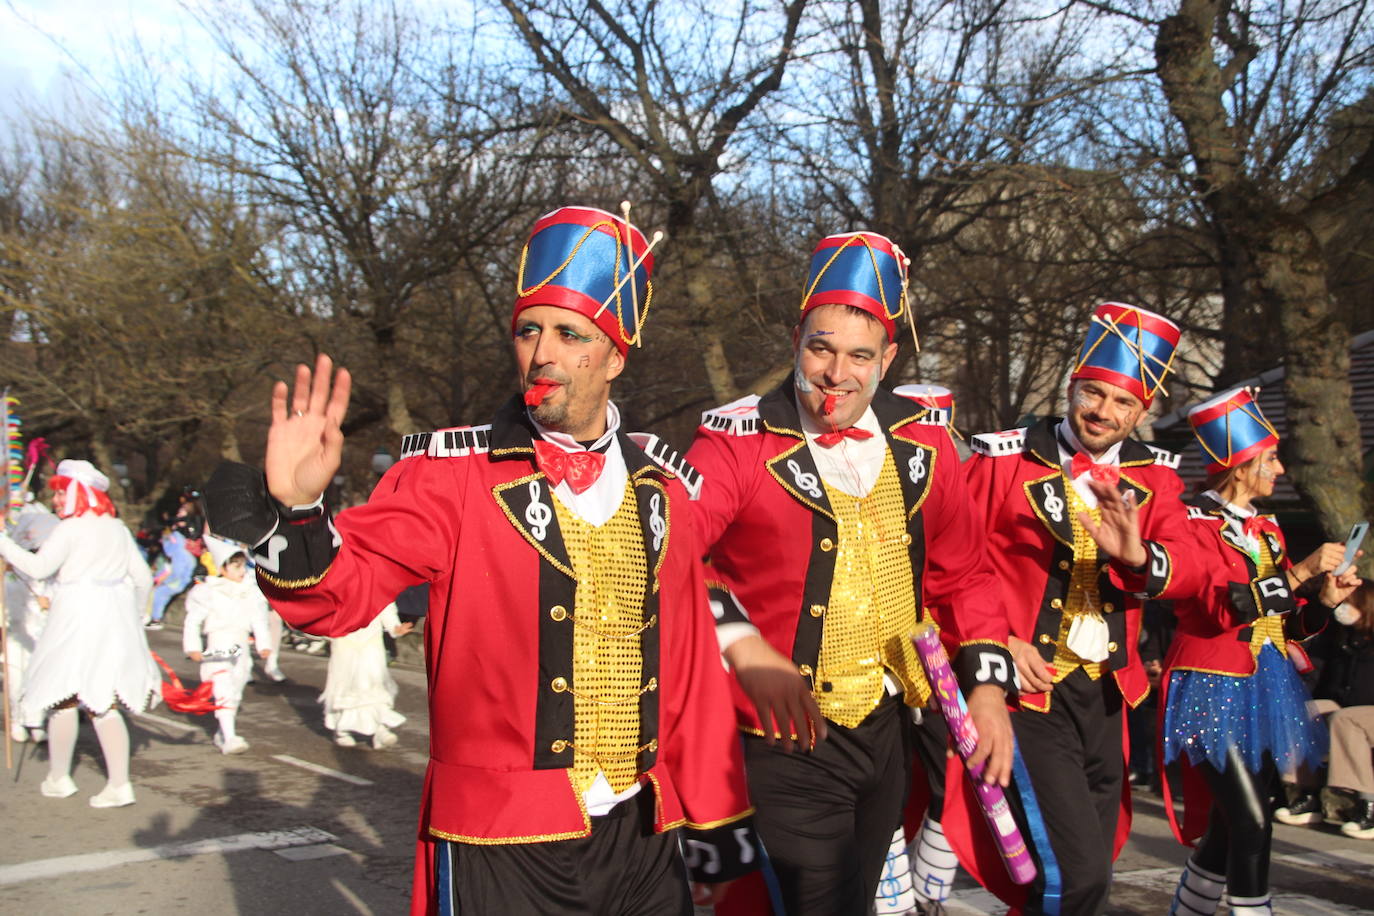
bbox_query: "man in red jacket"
[686,231,1016,915]
[202,206,755,916]
[952,302,1203,915]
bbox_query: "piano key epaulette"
[399,425,493,460]
[698,394,762,437]
[1146,445,1181,468]
[970,428,1027,457]
[628,432,702,500]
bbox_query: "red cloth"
[150,651,221,714]
[814,426,874,447]
[258,400,752,916]
[1070,451,1120,485]
[532,440,605,493]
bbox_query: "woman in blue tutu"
[1162,387,1362,916]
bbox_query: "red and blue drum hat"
[894,383,955,428]
[1070,302,1181,407]
[1187,386,1280,472]
[513,204,660,355]
[799,231,909,340]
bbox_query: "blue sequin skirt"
[1162,643,1327,775]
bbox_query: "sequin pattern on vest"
[550,481,654,792]
[813,449,930,728]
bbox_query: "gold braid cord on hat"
[552,482,655,793]
[813,451,930,729]
[799,235,909,329]
[515,220,655,350]
[1050,484,1106,685]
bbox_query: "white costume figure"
[182,535,272,754]
[320,602,412,749]
[5,499,58,743]
[0,460,158,808]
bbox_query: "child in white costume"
[182,536,272,754]
[0,460,159,808]
[320,602,413,749]
[4,498,58,743]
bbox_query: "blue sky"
[1,1,206,115]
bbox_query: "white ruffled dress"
[0,513,160,724]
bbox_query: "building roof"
[1151,328,1374,503]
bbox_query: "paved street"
[5,624,1374,914]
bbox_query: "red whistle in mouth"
[524,380,558,407]
[822,393,837,416]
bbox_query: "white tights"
[45,706,131,789]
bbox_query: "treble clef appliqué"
[648,493,666,552]
[524,480,553,540]
[907,451,927,484]
[787,459,822,498]
[1042,481,1065,523]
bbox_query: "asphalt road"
[5,624,1374,915]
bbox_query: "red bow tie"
[816,426,875,448]
[533,440,605,494]
[1070,452,1120,485]
[1242,516,1265,540]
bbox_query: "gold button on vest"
[1050,482,1106,683]
[813,450,930,729]
[551,481,653,793]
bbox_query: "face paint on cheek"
[1072,388,1095,411]
[577,355,590,367]
[793,352,814,394]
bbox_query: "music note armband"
[950,640,1017,697]
[203,460,341,591]
[681,817,762,884]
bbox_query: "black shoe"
[1274,792,1322,826]
[1342,800,1374,839]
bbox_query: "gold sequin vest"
[1247,530,1287,658]
[551,482,653,793]
[1050,482,1105,682]
[814,449,931,728]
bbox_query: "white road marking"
[134,712,200,733]
[272,754,374,786]
[0,826,336,886]
[273,843,350,862]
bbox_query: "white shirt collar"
[526,402,627,527]
[1203,489,1256,520]
[800,401,887,498]
[528,402,621,454]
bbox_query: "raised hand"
[265,353,352,507]
[1080,480,1147,567]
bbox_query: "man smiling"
[686,231,1016,915]
[950,302,1204,915]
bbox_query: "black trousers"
[744,695,913,916]
[1012,668,1123,916]
[1191,747,1278,900]
[911,708,948,819]
[432,790,692,915]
